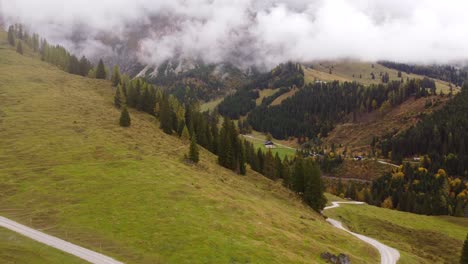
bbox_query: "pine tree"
[159,96,173,134]
[95,59,106,79]
[461,233,468,264]
[303,160,326,211]
[181,124,190,142]
[16,41,23,55]
[119,106,131,127]
[238,141,246,175]
[111,65,121,86]
[7,25,15,46]
[189,133,199,163]
[114,84,126,108]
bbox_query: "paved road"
[377,160,399,168]
[323,202,400,264]
[322,175,372,183]
[0,216,123,264]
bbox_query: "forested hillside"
[218,62,304,118]
[247,79,436,140]
[383,85,468,177]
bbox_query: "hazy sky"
[2,0,468,68]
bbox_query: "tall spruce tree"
[119,106,131,127]
[181,124,190,142]
[16,41,23,55]
[461,233,468,264]
[8,25,15,46]
[189,134,199,163]
[305,160,326,211]
[114,84,125,108]
[159,95,173,134]
[111,65,121,86]
[95,59,106,79]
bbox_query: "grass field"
[0,227,86,264]
[241,131,297,159]
[324,94,450,155]
[325,159,392,181]
[200,97,224,112]
[0,31,379,263]
[304,60,457,94]
[324,194,468,264]
[256,88,279,105]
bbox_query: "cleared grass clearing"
[0,227,86,264]
[256,88,279,105]
[0,33,378,263]
[324,94,450,154]
[324,194,468,264]
[200,97,224,112]
[325,159,392,181]
[270,87,299,106]
[304,61,457,94]
[242,135,296,160]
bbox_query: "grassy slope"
[200,97,224,112]
[324,194,468,264]
[0,227,86,264]
[326,159,391,181]
[305,60,456,94]
[0,33,378,263]
[256,88,279,105]
[324,94,450,154]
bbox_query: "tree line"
[243,141,326,211]
[7,24,106,80]
[371,165,467,216]
[326,163,467,217]
[247,78,437,140]
[380,61,467,87]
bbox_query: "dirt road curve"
[323,202,400,264]
[0,216,123,264]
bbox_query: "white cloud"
[2,0,468,68]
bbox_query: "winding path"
[323,202,400,264]
[0,216,123,264]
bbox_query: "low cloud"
[2,0,468,68]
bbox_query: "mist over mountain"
[2,0,468,70]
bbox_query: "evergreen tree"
[119,106,131,127]
[159,95,173,134]
[181,124,190,142]
[95,59,106,79]
[238,141,246,175]
[16,41,23,55]
[461,233,468,264]
[189,133,199,163]
[114,84,126,108]
[7,25,15,46]
[303,159,326,211]
[111,65,121,86]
